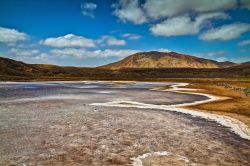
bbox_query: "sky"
[0,0,250,67]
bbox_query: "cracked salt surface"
[0,81,250,165]
[91,83,250,140]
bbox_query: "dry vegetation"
[172,78,250,128]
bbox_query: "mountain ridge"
[1,52,249,80]
[100,51,236,70]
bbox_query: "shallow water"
[0,81,249,165]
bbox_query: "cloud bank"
[0,27,28,43]
[112,0,250,41]
[200,23,250,41]
[150,13,229,36]
[40,34,96,48]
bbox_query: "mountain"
[241,61,250,66]
[100,51,235,70]
[0,56,105,78]
[229,62,250,69]
[217,61,236,68]
[1,55,249,81]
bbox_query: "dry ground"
[169,78,250,129]
[0,80,250,165]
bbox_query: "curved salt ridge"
[78,85,99,88]
[91,83,250,140]
[131,151,193,166]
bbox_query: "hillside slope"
[0,56,104,77]
[100,51,235,70]
[1,55,249,81]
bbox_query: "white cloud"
[214,56,228,62]
[106,37,126,46]
[150,12,229,36]
[14,53,51,64]
[112,0,236,24]
[50,48,87,58]
[211,56,250,63]
[9,48,40,57]
[6,48,51,64]
[40,34,96,47]
[50,48,173,59]
[200,50,226,57]
[113,0,147,24]
[122,33,142,40]
[50,48,139,58]
[144,0,236,19]
[81,2,97,18]
[0,27,28,43]
[10,48,139,66]
[98,35,126,46]
[238,39,250,46]
[40,34,125,48]
[157,48,171,52]
[227,56,250,63]
[91,49,139,58]
[241,0,250,10]
[200,23,250,41]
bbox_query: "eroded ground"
[0,81,249,166]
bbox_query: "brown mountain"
[241,61,250,66]
[1,54,249,81]
[0,56,102,77]
[217,61,236,68]
[100,51,235,70]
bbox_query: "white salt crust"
[91,83,250,140]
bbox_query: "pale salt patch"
[78,85,99,89]
[91,83,250,140]
[131,151,194,166]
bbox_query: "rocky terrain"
[100,51,235,70]
[0,52,249,81]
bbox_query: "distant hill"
[100,51,235,70]
[0,56,104,78]
[241,61,250,66]
[217,61,236,68]
[0,55,249,81]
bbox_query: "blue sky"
[0,0,250,66]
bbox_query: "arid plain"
[0,81,249,166]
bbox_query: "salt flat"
[0,81,249,165]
